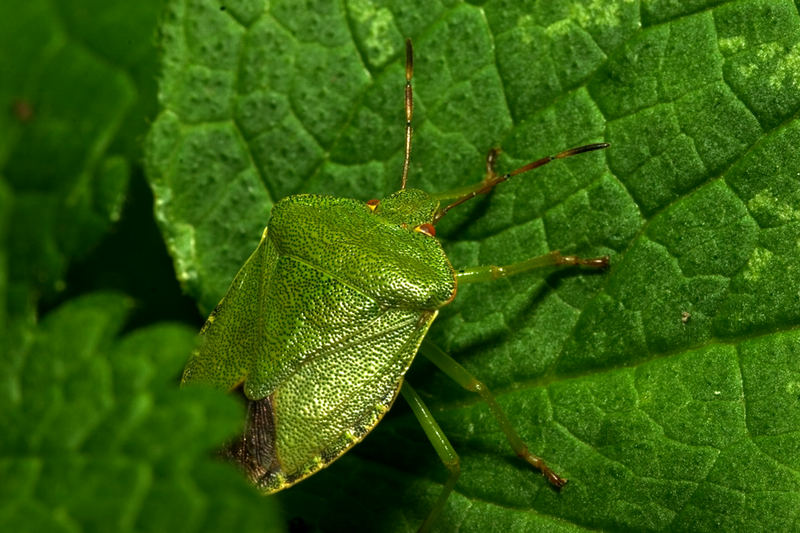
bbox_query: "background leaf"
[0,0,165,316]
[0,293,283,532]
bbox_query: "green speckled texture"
[272,306,434,483]
[372,188,439,227]
[182,190,454,485]
[269,193,453,307]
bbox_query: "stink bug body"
[181,40,609,531]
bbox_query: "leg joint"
[467,378,486,394]
[489,265,504,279]
[444,457,461,476]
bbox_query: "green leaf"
[146,0,800,531]
[0,0,166,316]
[0,180,11,330]
[0,292,283,532]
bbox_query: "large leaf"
[146,0,800,530]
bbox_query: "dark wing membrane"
[224,391,281,483]
[244,306,437,492]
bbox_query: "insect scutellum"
[370,39,609,238]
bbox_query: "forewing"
[242,252,389,400]
[181,229,278,391]
[244,307,437,491]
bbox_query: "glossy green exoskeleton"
[182,40,609,531]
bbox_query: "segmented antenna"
[400,39,414,189]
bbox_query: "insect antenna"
[433,142,609,223]
[400,38,414,190]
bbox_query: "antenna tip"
[557,142,610,158]
[584,142,610,151]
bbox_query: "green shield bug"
[181,40,609,531]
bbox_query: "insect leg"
[432,143,608,222]
[419,339,567,489]
[400,38,414,190]
[432,147,503,201]
[456,250,608,284]
[400,381,460,533]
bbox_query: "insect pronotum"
[181,39,609,532]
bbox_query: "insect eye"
[413,223,436,237]
[366,199,380,212]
